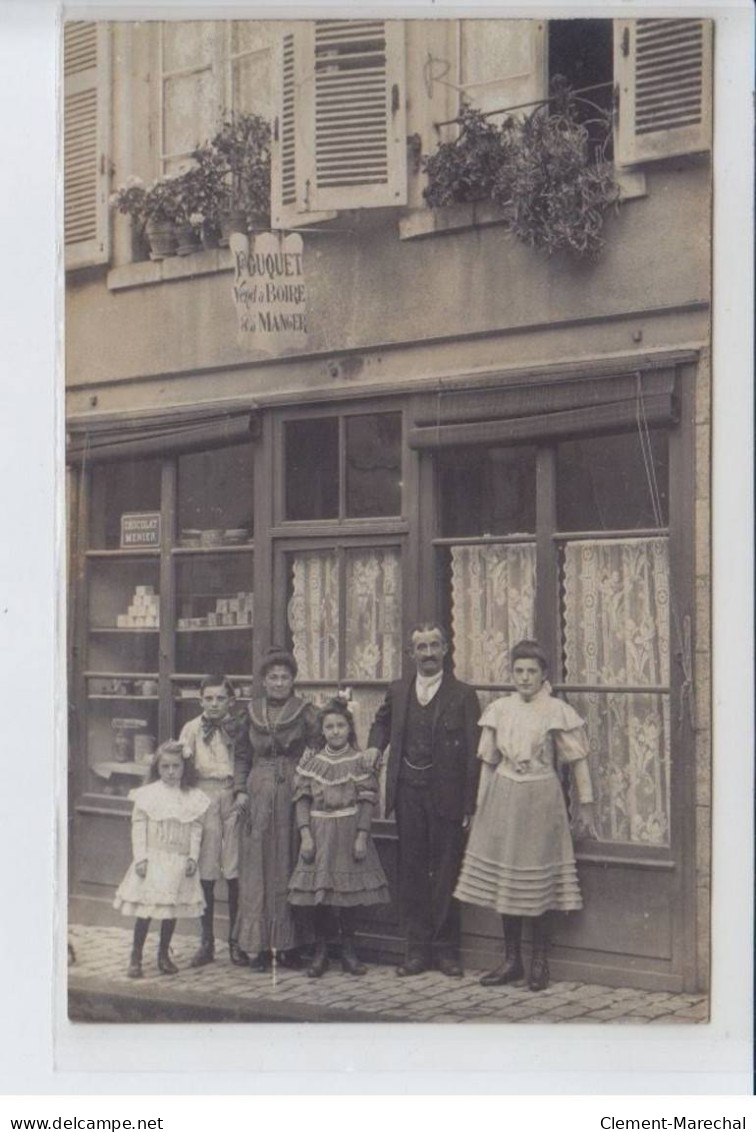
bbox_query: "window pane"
[285,418,339,520]
[89,459,161,550]
[439,445,537,536]
[87,559,160,673]
[87,700,157,798]
[556,431,669,531]
[447,543,536,684]
[460,20,538,116]
[177,443,254,543]
[232,51,272,119]
[345,548,402,680]
[561,537,670,686]
[162,21,216,71]
[164,69,218,156]
[287,550,340,679]
[175,553,253,675]
[231,21,273,55]
[566,690,671,847]
[345,413,402,518]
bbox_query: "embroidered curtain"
[451,543,536,685]
[345,549,402,681]
[288,550,340,681]
[563,538,671,846]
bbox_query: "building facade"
[65,17,712,993]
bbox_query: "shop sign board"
[120,512,161,549]
[231,231,308,352]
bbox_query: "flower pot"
[175,223,202,256]
[218,209,248,247]
[145,218,177,260]
[201,222,220,250]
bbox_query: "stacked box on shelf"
[116,585,160,628]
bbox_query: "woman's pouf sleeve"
[477,700,503,766]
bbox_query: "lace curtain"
[288,548,402,682]
[563,538,671,846]
[451,544,536,685]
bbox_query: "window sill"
[398,169,647,242]
[107,246,234,292]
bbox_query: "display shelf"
[88,694,160,701]
[86,549,161,559]
[172,544,253,555]
[92,761,149,778]
[89,627,160,634]
[84,671,159,679]
[176,625,252,633]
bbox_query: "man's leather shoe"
[247,952,268,973]
[396,957,427,977]
[228,941,248,967]
[437,956,464,978]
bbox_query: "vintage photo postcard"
[64,11,713,1027]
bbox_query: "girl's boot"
[190,881,215,967]
[226,878,248,966]
[479,915,524,986]
[128,917,150,979]
[340,910,367,976]
[158,918,179,975]
[529,915,550,991]
[307,907,331,978]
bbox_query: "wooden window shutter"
[305,19,407,212]
[615,19,712,165]
[64,22,111,269]
[271,28,334,229]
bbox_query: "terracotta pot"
[218,209,247,247]
[175,223,202,256]
[145,218,177,259]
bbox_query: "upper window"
[439,444,537,537]
[159,20,278,174]
[548,20,614,160]
[284,411,402,522]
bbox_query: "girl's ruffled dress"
[113,780,210,919]
[288,747,390,907]
[454,688,589,916]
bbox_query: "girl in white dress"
[454,640,597,991]
[114,741,210,978]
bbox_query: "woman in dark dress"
[233,647,320,970]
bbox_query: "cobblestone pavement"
[68,924,709,1025]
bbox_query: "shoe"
[189,937,215,969]
[396,957,427,977]
[479,957,525,986]
[528,954,550,992]
[157,951,179,976]
[229,941,249,967]
[127,957,143,979]
[437,956,463,978]
[342,940,367,977]
[247,952,268,973]
[276,949,302,970]
[307,941,330,979]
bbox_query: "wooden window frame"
[273,400,409,534]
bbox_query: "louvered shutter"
[64,22,110,269]
[615,19,712,165]
[271,29,335,229]
[303,19,407,213]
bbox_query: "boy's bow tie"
[202,717,234,742]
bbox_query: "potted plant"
[203,113,271,244]
[422,91,619,259]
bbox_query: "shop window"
[178,443,254,541]
[556,430,668,531]
[284,411,402,522]
[89,458,162,550]
[284,417,339,521]
[79,442,256,801]
[439,444,537,537]
[345,414,402,519]
[435,428,672,848]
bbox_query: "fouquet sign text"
[231,231,308,352]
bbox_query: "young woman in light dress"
[454,639,598,991]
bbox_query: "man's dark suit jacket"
[367,672,481,821]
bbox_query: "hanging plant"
[422,92,620,259]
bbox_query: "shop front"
[68,342,703,992]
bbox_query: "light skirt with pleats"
[454,772,582,916]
